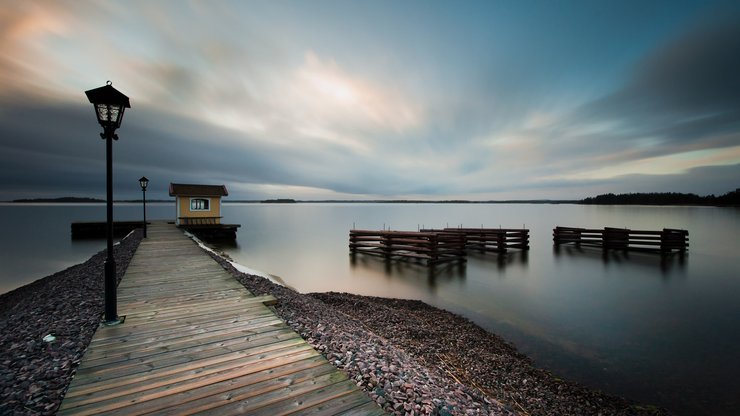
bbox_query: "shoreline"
[0,231,670,415]
[0,230,143,415]
[208,250,672,416]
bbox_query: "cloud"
[0,2,738,201]
[570,14,740,158]
[496,14,740,191]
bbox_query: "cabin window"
[190,198,210,211]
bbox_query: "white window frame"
[190,197,211,211]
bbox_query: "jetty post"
[85,81,131,325]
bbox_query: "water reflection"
[467,250,529,270]
[349,252,466,288]
[206,237,240,250]
[349,248,530,288]
[553,245,687,275]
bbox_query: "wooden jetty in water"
[553,226,689,253]
[178,220,241,240]
[349,229,467,265]
[71,221,146,239]
[349,227,530,265]
[421,227,530,254]
[60,221,382,415]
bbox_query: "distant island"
[580,188,739,206]
[260,199,297,203]
[12,197,104,203]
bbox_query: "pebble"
[0,230,143,415]
[213,252,675,416]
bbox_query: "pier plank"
[60,221,379,415]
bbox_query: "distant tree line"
[581,188,740,206]
[12,197,104,203]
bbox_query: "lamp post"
[85,81,130,325]
[139,176,149,238]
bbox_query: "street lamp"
[139,176,149,238]
[85,81,130,326]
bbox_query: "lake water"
[1,202,738,415]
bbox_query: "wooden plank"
[93,359,337,416]
[60,221,378,415]
[196,372,354,416]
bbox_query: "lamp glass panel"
[95,104,123,127]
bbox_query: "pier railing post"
[430,233,438,264]
[497,231,507,253]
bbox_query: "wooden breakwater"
[349,230,466,265]
[71,221,146,239]
[177,217,241,239]
[553,226,688,253]
[421,228,530,254]
[179,223,241,239]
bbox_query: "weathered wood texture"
[349,230,466,265]
[553,226,689,253]
[60,221,382,415]
[422,228,530,253]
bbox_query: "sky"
[0,0,739,201]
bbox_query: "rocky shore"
[0,230,142,415]
[0,230,670,415]
[209,252,672,416]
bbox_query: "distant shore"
[0,231,672,415]
[6,187,739,205]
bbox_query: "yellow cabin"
[169,183,229,226]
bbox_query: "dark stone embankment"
[0,230,142,415]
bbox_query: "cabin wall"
[176,196,222,224]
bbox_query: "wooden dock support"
[423,228,530,254]
[349,227,530,265]
[71,221,146,239]
[553,226,688,253]
[349,230,466,265]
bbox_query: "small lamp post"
[85,81,130,325]
[139,176,149,238]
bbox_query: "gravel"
[0,230,142,415]
[209,250,672,416]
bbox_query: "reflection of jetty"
[349,227,530,265]
[553,226,688,253]
[421,228,530,253]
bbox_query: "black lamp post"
[85,81,130,325]
[139,176,149,238]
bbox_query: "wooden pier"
[553,226,689,253]
[349,229,466,265]
[60,221,382,415]
[421,228,530,254]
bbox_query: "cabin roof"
[169,183,229,197]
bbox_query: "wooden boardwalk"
[60,222,383,415]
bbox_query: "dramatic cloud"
[0,1,738,200]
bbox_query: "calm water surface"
[1,202,738,415]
